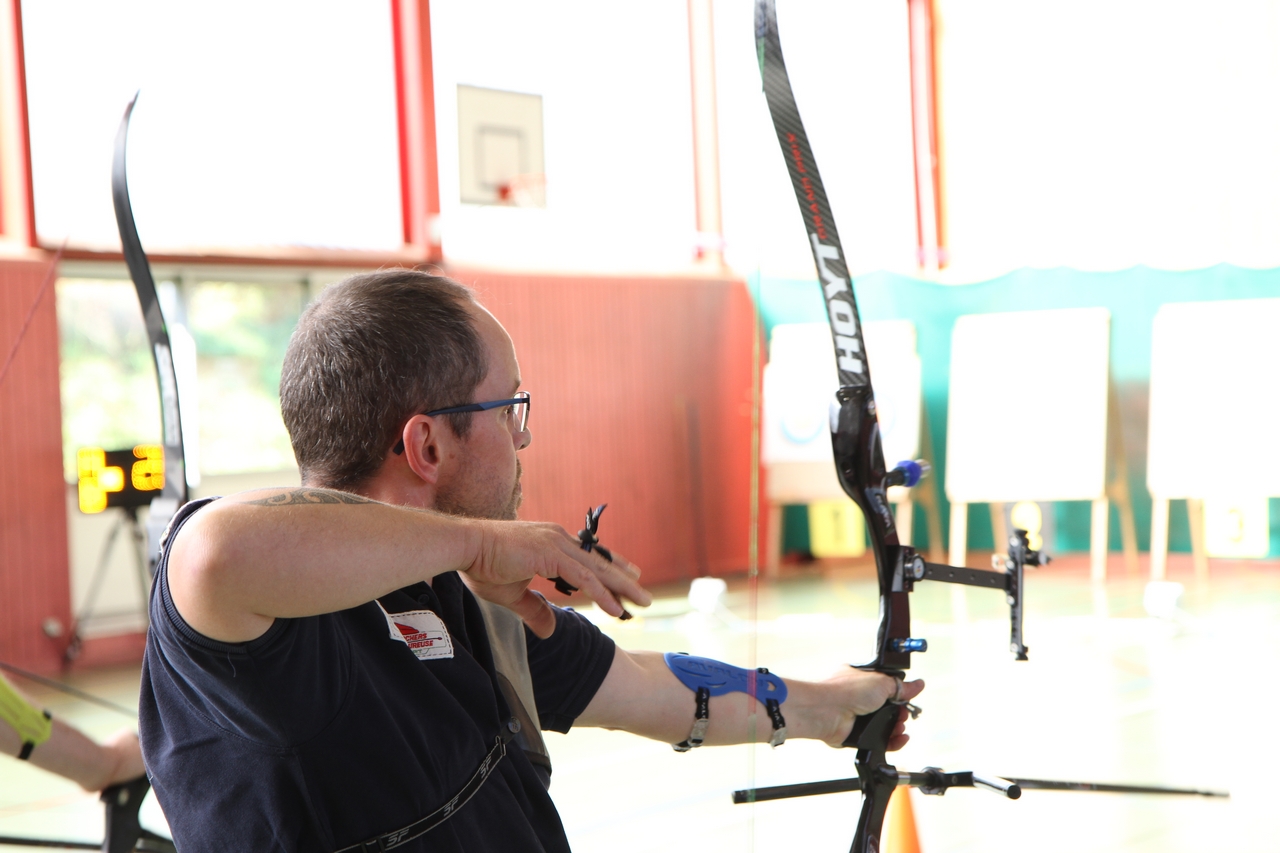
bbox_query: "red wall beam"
[907,0,946,271]
[0,0,36,248]
[391,0,442,263]
[687,0,726,270]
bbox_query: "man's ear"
[399,414,445,485]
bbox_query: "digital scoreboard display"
[77,445,165,514]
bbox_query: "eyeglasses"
[428,391,530,432]
[393,391,530,454]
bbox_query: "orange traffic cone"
[881,787,922,853]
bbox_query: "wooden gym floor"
[0,553,1273,853]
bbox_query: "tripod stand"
[64,506,152,664]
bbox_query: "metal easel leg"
[65,511,126,662]
[1186,498,1209,580]
[1149,497,1169,581]
[948,501,967,568]
[1090,497,1109,582]
[989,502,1007,556]
[125,508,151,628]
[765,502,783,578]
[895,499,914,548]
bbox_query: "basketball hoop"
[494,172,546,208]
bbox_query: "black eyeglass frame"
[393,391,530,454]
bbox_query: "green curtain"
[752,265,1280,557]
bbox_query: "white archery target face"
[863,320,922,468]
[945,307,1110,503]
[1147,298,1280,499]
[763,320,921,501]
[763,323,841,466]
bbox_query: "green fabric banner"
[751,265,1280,557]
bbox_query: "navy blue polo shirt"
[140,498,616,853]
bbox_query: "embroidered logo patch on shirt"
[376,602,454,661]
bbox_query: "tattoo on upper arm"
[243,489,375,507]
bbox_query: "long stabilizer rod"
[733,771,1228,804]
[1005,777,1228,797]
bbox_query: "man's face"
[433,304,531,521]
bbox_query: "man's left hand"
[803,668,925,750]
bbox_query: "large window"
[185,279,307,474]
[58,272,308,481]
[23,1,402,253]
[57,279,162,477]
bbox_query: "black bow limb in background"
[112,92,190,575]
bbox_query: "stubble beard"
[496,458,522,517]
[436,458,523,521]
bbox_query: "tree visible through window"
[57,279,161,479]
[57,277,306,480]
[186,280,306,475]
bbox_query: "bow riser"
[831,389,914,674]
[756,0,916,682]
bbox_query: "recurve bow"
[738,4,1223,850]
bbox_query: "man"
[140,269,923,852]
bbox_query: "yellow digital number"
[77,447,124,514]
[132,444,164,491]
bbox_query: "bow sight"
[732,520,1051,819]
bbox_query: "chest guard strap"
[475,598,553,786]
[333,723,518,853]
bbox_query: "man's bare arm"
[169,488,650,644]
[577,648,923,749]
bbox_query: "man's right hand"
[462,519,650,637]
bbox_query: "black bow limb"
[113,93,189,576]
